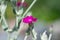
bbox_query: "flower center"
[29,19,32,21]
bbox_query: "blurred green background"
[5,0,60,23]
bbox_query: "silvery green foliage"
[24,22,37,40]
[24,29,37,40]
[26,12,32,16]
[40,30,52,40]
[0,0,37,40]
[32,29,37,40]
[40,31,48,40]
[0,1,8,31]
[15,8,23,15]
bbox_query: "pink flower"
[16,2,21,7]
[23,16,37,24]
[16,2,28,7]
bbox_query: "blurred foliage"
[5,2,15,19]
[5,0,60,23]
[31,0,60,23]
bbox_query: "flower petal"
[33,17,37,22]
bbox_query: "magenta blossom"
[16,2,28,7]
[16,2,21,7]
[23,16,37,24]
